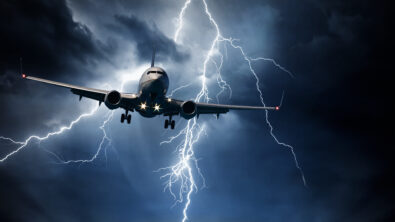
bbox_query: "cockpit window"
[147,71,166,75]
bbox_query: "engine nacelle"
[180,100,197,119]
[104,90,121,109]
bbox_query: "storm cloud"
[0,0,105,83]
[112,14,189,63]
[0,0,392,221]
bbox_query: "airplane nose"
[151,74,161,80]
[153,74,168,83]
[151,74,165,86]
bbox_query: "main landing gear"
[121,110,131,124]
[164,115,175,129]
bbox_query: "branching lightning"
[211,53,232,103]
[45,111,113,164]
[0,79,129,165]
[167,82,194,98]
[0,106,99,162]
[250,57,295,79]
[224,38,306,186]
[1,1,305,222]
[159,1,306,221]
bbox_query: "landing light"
[140,102,147,110]
[167,98,172,102]
[154,104,160,112]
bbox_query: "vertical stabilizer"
[151,47,156,67]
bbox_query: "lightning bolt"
[224,38,306,186]
[48,79,132,164]
[174,0,193,43]
[43,111,113,165]
[0,76,130,165]
[0,106,99,162]
[211,52,232,103]
[167,82,194,98]
[159,0,306,221]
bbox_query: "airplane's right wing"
[24,75,109,101]
[22,74,139,110]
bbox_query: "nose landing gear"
[121,110,131,124]
[164,115,175,129]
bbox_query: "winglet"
[20,57,26,79]
[275,90,285,111]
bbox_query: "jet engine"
[180,100,197,119]
[104,90,121,109]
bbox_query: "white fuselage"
[137,67,169,117]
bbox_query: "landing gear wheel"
[164,120,169,129]
[170,120,175,129]
[127,114,131,124]
[121,113,125,123]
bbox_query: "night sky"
[0,0,393,221]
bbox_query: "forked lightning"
[160,1,306,222]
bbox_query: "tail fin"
[151,47,156,67]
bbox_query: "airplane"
[21,51,279,130]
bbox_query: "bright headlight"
[140,102,147,110]
[154,104,160,111]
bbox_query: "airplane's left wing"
[195,102,279,114]
[22,74,139,110]
[164,99,279,119]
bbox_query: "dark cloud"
[112,14,189,64]
[0,0,107,88]
[0,168,47,221]
[0,0,113,140]
[0,0,393,221]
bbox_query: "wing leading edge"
[22,75,138,110]
[164,99,279,117]
[195,102,279,115]
[24,75,108,101]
